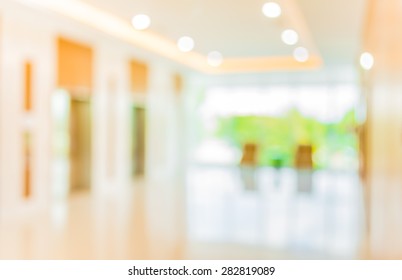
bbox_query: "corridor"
[0,167,364,259]
[0,0,402,260]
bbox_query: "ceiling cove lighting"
[293,47,309,62]
[177,36,195,52]
[207,51,223,67]
[281,29,299,45]
[262,2,282,18]
[15,0,322,73]
[131,14,151,30]
[360,52,374,70]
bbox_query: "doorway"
[52,91,92,196]
[69,98,92,192]
[131,106,146,177]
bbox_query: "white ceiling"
[297,0,366,67]
[81,0,366,70]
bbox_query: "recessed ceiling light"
[281,29,299,45]
[262,2,282,18]
[360,52,374,70]
[207,51,223,67]
[131,14,151,30]
[177,36,195,52]
[293,47,309,62]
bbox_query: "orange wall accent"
[24,62,32,111]
[129,59,148,94]
[23,132,31,199]
[173,73,182,96]
[57,37,93,90]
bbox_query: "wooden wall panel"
[24,62,32,111]
[57,37,93,90]
[23,61,33,199]
[173,73,183,96]
[129,59,148,94]
[362,0,402,258]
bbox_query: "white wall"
[0,0,194,217]
[0,4,55,217]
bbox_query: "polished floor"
[0,167,366,259]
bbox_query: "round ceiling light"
[131,14,151,30]
[262,2,282,18]
[360,52,374,70]
[207,51,223,67]
[281,29,299,45]
[177,36,195,52]
[293,47,309,62]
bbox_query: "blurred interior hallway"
[1,0,402,259]
[0,167,364,259]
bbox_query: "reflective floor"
[0,167,365,259]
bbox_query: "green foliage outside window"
[214,109,357,169]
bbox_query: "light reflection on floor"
[187,166,365,259]
[0,166,365,259]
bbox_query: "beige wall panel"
[363,0,402,258]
